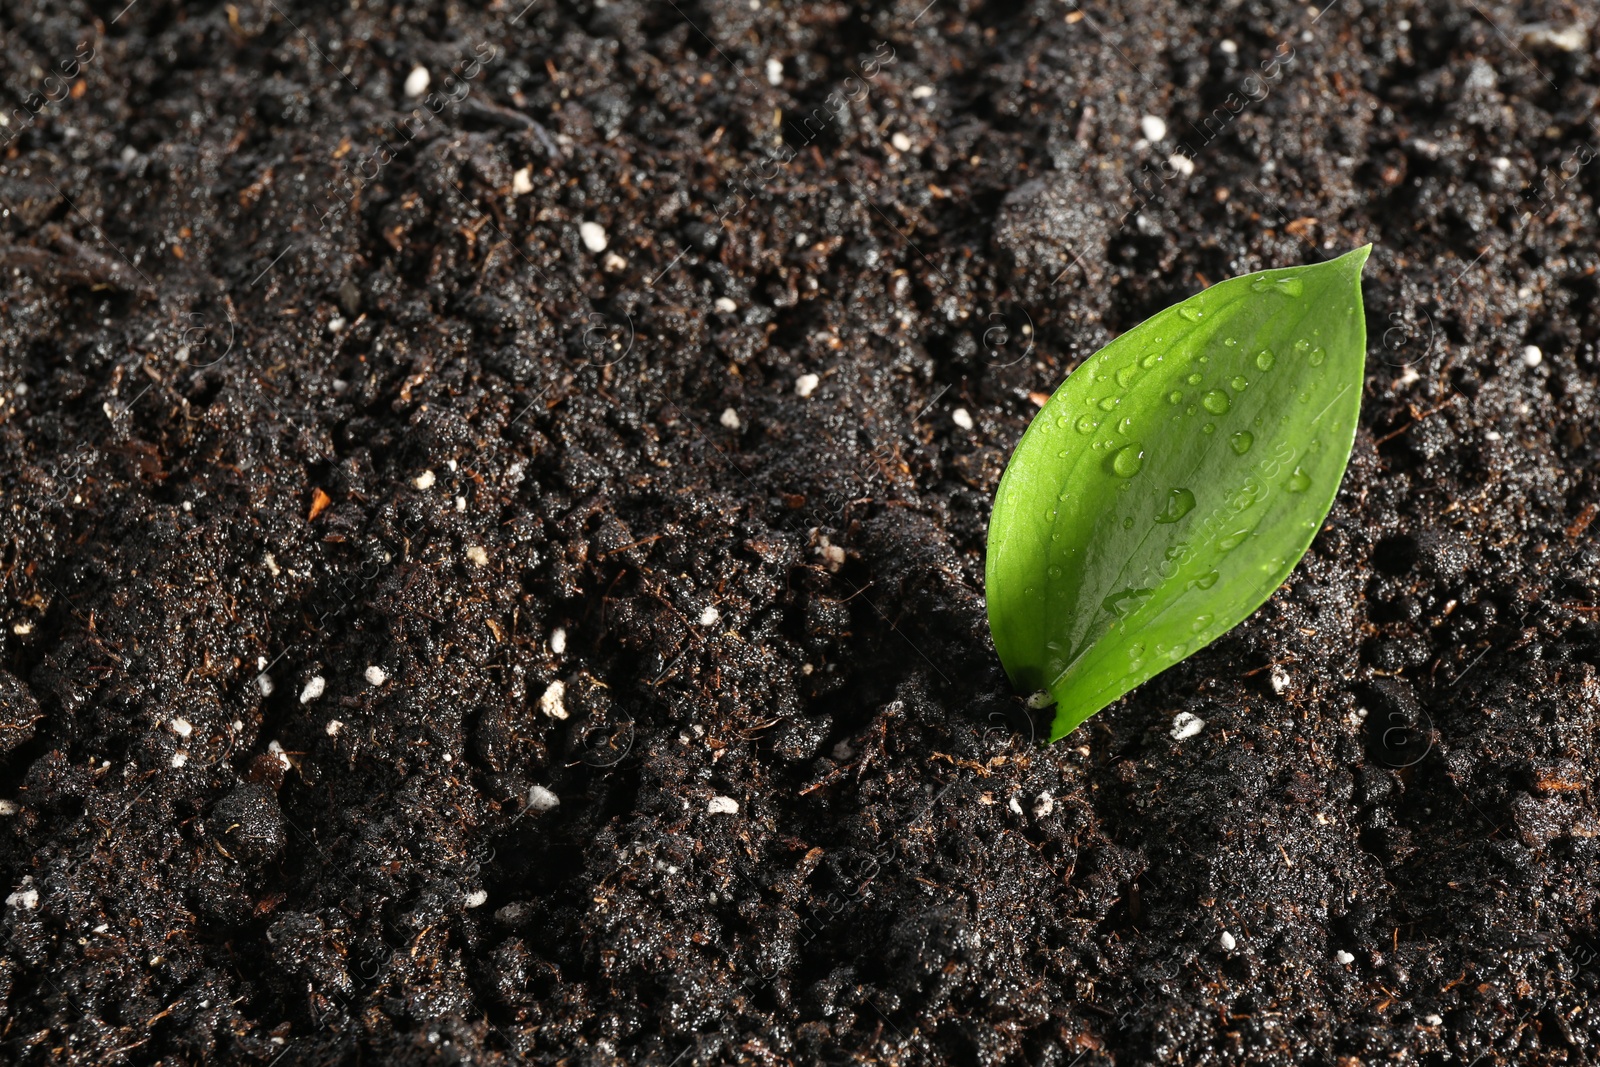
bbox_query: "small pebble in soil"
[6,877,39,910]
[720,407,741,429]
[414,470,436,490]
[714,296,737,314]
[1033,792,1054,818]
[325,720,344,737]
[0,800,18,816]
[1140,115,1168,141]
[300,676,326,704]
[170,717,193,738]
[1336,950,1355,964]
[699,606,721,626]
[952,407,974,430]
[708,796,740,815]
[404,66,429,98]
[765,58,783,85]
[527,785,560,813]
[1009,796,1023,815]
[1522,344,1543,367]
[1219,930,1237,951]
[1170,711,1205,740]
[364,665,387,687]
[891,132,913,152]
[579,221,608,252]
[539,680,568,720]
[550,627,567,654]
[170,751,187,768]
[1270,665,1290,693]
[465,889,488,909]
[512,166,533,195]
[466,545,489,567]
[795,373,820,398]
[255,673,271,697]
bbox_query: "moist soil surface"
[2,0,1600,1064]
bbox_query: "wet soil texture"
[2,0,1600,1064]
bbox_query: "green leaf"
[986,246,1371,741]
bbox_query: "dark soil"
[2,0,1599,1063]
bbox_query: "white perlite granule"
[580,221,608,252]
[539,680,568,720]
[1170,711,1205,741]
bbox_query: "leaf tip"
[1340,243,1373,276]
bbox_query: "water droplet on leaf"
[1111,445,1144,477]
[1218,528,1251,551]
[1102,587,1154,619]
[1230,430,1254,454]
[1154,487,1196,523]
[1255,349,1276,370]
[1287,466,1312,492]
[1202,390,1230,414]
